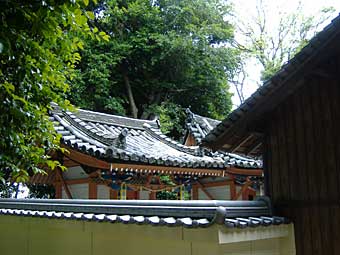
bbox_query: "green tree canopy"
[69,0,239,137]
[0,0,103,182]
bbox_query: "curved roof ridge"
[51,104,262,170]
[142,123,202,156]
[78,108,159,126]
[51,104,160,130]
[53,113,107,148]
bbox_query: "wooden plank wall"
[264,75,340,255]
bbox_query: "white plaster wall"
[236,186,242,200]
[62,183,88,199]
[198,189,210,200]
[139,191,149,200]
[198,186,231,200]
[200,177,227,184]
[207,186,231,200]
[63,166,88,180]
[97,185,110,199]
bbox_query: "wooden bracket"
[197,181,214,200]
[56,168,73,199]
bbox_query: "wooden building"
[203,14,340,255]
[32,104,262,200]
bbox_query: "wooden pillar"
[230,181,236,200]
[192,184,198,200]
[149,191,156,200]
[88,179,97,199]
[243,187,256,200]
[110,189,118,199]
[54,182,62,199]
[242,188,249,200]
[55,168,72,199]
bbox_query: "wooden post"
[242,188,249,200]
[56,168,72,199]
[192,184,198,200]
[110,189,118,199]
[230,181,236,200]
[54,182,62,199]
[149,191,156,200]
[243,187,256,200]
[234,178,252,200]
[88,179,97,199]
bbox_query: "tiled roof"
[0,198,289,229]
[184,108,262,166]
[185,109,221,144]
[50,104,262,170]
[203,14,340,149]
[29,170,56,184]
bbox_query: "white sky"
[229,0,340,108]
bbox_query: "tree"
[27,184,56,199]
[231,0,336,103]
[0,1,106,183]
[0,182,18,198]
[69,0,239,137]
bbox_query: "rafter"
[245,140,263,155]
[229,134,254,153]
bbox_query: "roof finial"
[116,128,129,149]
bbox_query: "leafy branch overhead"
[0,0,108,183]
[69,0,239,138]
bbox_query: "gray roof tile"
[50,105,262,171]
[0,198,289,229]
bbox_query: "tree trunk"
[122,71,138,118]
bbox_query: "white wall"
[63,166,88,180]
[62,183,88,199]
[198,186,231,200]
[97,185,110,199]
[139,191,149,200]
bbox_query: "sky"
[229,0,340,108]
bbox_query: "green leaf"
[0,0,94,186]
[86,11,95,20]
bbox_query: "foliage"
[231,0,336,102]
[144,102,185,138]
[27,184,56,199]
[156,175,189,200]
[69,0,238,137]
[156,175,176,200]
[156,190,178,200]
[0,182,18,198]
[0,1,106,183]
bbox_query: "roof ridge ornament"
[116,128,129,149]
[198,147,215,157]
